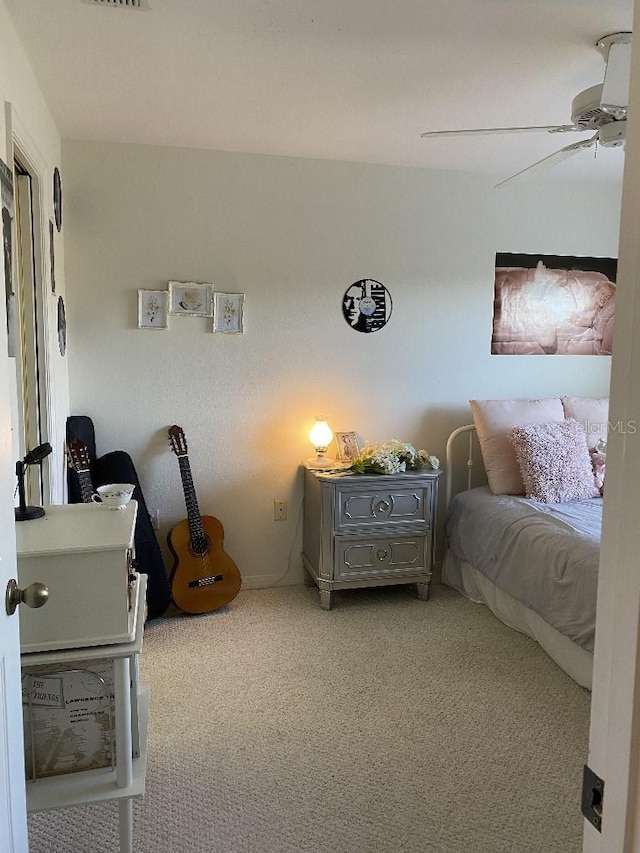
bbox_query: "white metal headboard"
[445,424,481,508]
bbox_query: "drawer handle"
[376,499,391,514]
[376,548,389,561]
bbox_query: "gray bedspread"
[445,487,602,652]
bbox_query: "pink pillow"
[561,396,609,450]
[508,419,600,503]
[470,398,565,495]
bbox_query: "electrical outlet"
[274,500,287,521]
[151,508,160,530]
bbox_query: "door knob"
[5,578,49,616]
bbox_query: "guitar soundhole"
[190,535,210,557]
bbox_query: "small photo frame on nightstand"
[335,431,361,463]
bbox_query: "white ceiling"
[4,0,635,183]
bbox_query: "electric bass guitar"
[167,424,242,614]
[66,438,95,503]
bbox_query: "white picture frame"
[213,292,244,334]
[335,431,361,463]
[137,289,169,330]
[169,281,213,317]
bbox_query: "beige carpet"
[27,583,590,852]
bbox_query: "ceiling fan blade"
[599,33,632,109]
[495,134,599,189]
[420,124,579,139]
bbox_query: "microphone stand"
[15,460,45,521]
[15,442,52,521]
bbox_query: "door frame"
[8,103,55,506]
[582,7,640,848]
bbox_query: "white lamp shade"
[309,418,333,451]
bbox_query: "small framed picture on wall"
[138,289,169,330]
[169,281,212,316]
[213,292,244,333]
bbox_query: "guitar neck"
[177,456,206,546]
[77,470,94,504]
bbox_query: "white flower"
[350,439,439,475]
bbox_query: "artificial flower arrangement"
[350,438,440,475]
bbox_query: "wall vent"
[82,0,150,9]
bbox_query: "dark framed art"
[57,295,66,356]
[342,279,392,333]
[1,157,15,357]
[53,167,62,232]
[49,219,55,293]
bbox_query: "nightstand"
[302,466,441,610]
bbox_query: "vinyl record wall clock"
[53,167,62,232]
[342,279,392,333]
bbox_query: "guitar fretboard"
[77,470,94,504]
[177,455,208,554]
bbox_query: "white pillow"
[470,397,565,495]
[561,396,609,450]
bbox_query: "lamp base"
[15,505,45,522]
[306,455,340,470]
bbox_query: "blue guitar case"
[66,415,171,620]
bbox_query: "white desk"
[21,574,149,853]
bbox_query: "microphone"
[24,443,52,465]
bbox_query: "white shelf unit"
[21,574,149,853]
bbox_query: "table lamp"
[307,417,336,469]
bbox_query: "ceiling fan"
[421,32,632,188]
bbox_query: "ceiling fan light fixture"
[570,84,625,129]
[598,120,626,148]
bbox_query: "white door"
[0,354,28,850]
[583,6,640,850]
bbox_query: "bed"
[441,396,608,691]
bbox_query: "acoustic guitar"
[167,424,241,614]
[66,438,95,503]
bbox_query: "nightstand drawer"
[334,534,427,581]
[335,482,433,531]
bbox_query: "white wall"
[63,140,620,586]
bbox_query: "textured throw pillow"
[470,398,565,495]
[561,396,609,450]
[508,419,600,503]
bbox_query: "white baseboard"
[240,561,444,590]
[240,570,303,589]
